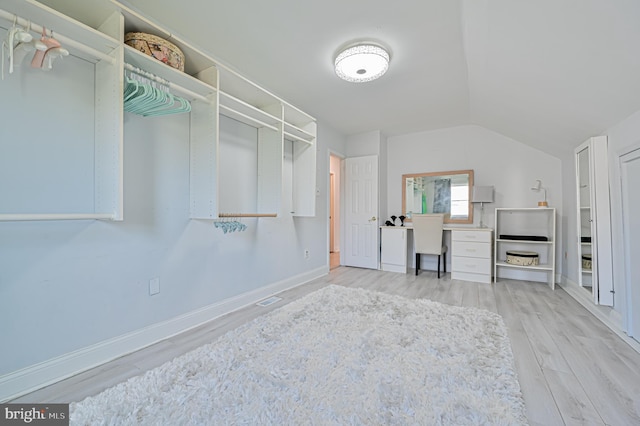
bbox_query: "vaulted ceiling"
[45,0,640,158]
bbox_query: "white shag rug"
[70,285,527,425]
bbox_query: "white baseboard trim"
[558,276,640,354]
[0,266,328,402]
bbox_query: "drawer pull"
[466,248,476,252]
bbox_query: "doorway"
[329,153,342,269]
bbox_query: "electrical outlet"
[304,249,310,259]
[149,277,160,295]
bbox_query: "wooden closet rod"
[0,9,116,65]
[218,213,277,218]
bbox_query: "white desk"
[379,226,494,283]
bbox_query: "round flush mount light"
[334,42,390,83]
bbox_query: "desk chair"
[413,213,447,278]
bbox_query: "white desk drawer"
[452,241,491,258]
[452,256,492,273]
[452,230,492,243]
[452,271,492,284]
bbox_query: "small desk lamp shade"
[472,186,494,228]
[472,186,494,203]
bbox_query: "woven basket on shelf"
[505,250,539,266]
[125,32,185,72]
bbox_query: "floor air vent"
[256,296,282,307]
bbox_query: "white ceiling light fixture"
[334,42,390,83]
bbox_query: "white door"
[621,147,640,338]
[344,155,379,269]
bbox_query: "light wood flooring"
[13,267,640,425]
[330,251,340,269]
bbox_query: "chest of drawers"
[451,229,493,283]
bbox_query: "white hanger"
[31,27,60,69]
[41,46,69,70]
[2,15,34,79]
[12,21,47,68]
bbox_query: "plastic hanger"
[123,75,140,103]
[31,27,60,69]
[41,46,69,70]
[2,16,34,79]
[143,92,191,116]
[122,68,192,116]
[13,32,47,68]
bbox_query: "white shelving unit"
[494,208,556,289]
[1,0,316,222]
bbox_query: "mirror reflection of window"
[402,170,474,224]
[450,183,469,218]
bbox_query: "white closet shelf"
[219,71,282,113]
[124,46,216,102]
[220,105,278,132]
[112,1,217,78]
[284,131,314,145]
[284,104,315,129]
[494,261,554,271]
[0,213,116,222]
[219,91,280,129]
[1,0,119,64]
[284,122,315,141]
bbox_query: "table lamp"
[472,186,494,228]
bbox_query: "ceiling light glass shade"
[334,44,390,83]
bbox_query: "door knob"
[369,216,377,222]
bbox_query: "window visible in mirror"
[450,184,469,218]
[402,169,474,224]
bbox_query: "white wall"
[386,125,563,277]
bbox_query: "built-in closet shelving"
[0,0,123,221]
[112,0,317,219]
[2,0,317,221]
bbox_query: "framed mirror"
[402,169,474,224]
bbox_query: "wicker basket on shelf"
[125,32,185,71]
[505,250,539,266]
